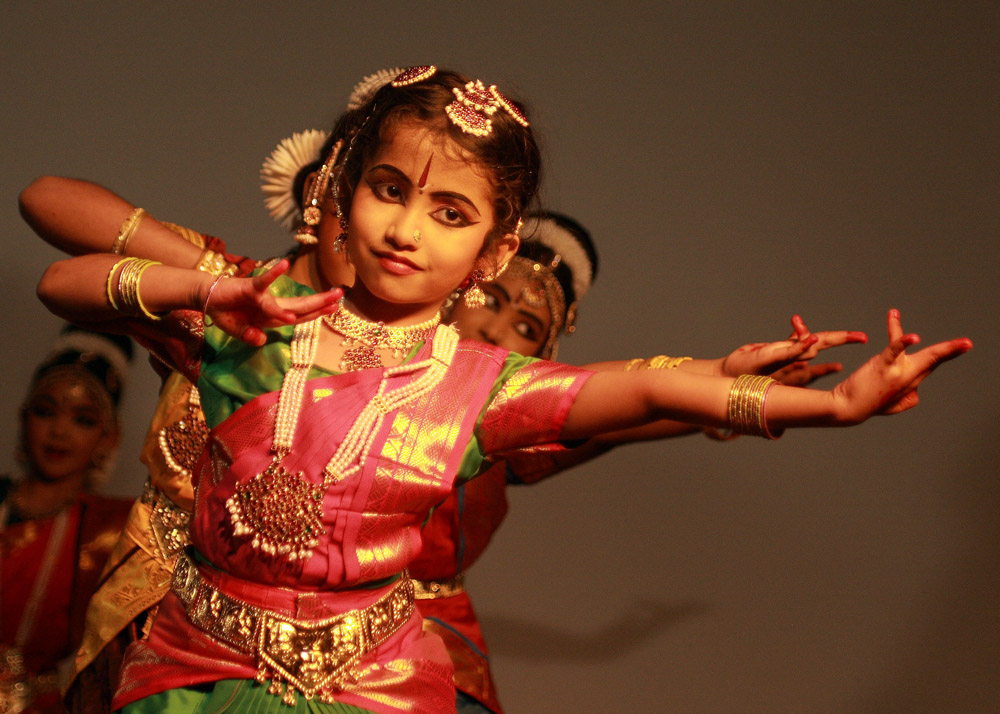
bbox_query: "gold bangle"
[727,374,780,439]
[646,355,692,370]
[624,358,645,371]
[110,257,163,320]
[105,258,130,310]
[111,207,146,255]
[133,261,161,320]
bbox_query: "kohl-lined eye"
[514,321,539,341]
[431,206,471,228]
[75,413,100,428]
[369,179,404,204]
[30,404,56,419]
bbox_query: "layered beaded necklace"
[226,316,457,561]
[322,298,441,372]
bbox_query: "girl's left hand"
[721,314,868,385]
[830,309,972,424]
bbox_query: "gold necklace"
[323,298,441,371]
[225,317,458,561]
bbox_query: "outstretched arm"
[562,310,971,441]
[20,176,205,267]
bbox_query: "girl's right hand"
[203,259,341,346]
[829,309,972,424]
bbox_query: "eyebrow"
[367,163,482,217]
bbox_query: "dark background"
[2,3,996,712]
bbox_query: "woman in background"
[1,326,133,714]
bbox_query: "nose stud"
[413,229,422,243]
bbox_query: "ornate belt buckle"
[256,611,365,705]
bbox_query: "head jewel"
[522,216,595,304]
[36,326,133,406]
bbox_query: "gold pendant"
[340,344,382,372]
[226,461,325,561]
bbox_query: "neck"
[288,248,326,291]
[343,286,445,327]
[12,473,85,519]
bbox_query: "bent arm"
[37,254,212,325]
[20,176,204,267]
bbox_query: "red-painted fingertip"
[903,333,920,346]
[888,308,900,319]
[803,334,819,346]
[848,331,868,343]
[957,338,973,351]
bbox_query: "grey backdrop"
[2,3,997,712]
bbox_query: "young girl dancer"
[23,66,970,714]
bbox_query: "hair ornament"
[446,80,497,137]
[391,65,437,87]
[348,67,403,110]
[522,217,594,303]
[489,86,530,127]
[260,129,329,231]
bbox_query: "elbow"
[36,260,73,316]
[19,176,63,226]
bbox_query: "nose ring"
[413,229,422,243]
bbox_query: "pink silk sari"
[114,334,590,714]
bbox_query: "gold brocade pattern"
[356,344,498,583]
[70,371,200,684]
[479,361,583,455]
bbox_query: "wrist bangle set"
[624,355,693,371]
[727,374,782,439]
[106,257,163,320]
[110,207,146,255]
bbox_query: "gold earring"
[463,268,488,308]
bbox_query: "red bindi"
[418,153,433,189]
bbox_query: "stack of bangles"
[106,257,163,321]
[727,374,783,440]
[624,354,693,371]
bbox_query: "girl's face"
[449,270,553,357]
[23,376,117,485]
[345,121,516,321]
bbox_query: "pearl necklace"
[323,298,441,372]
[225,317,458,561]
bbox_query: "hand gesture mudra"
[204,260,341,346]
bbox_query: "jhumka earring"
[463,268,488,309]
[294,140,343,245]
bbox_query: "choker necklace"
[323,298,441,371]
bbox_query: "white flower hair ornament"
[347,67,403,111]
[260,129,329,231]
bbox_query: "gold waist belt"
[0,646,59,714]
[172,555,415,706]
[411,574,465,599]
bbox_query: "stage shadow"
[479,599,707,661]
